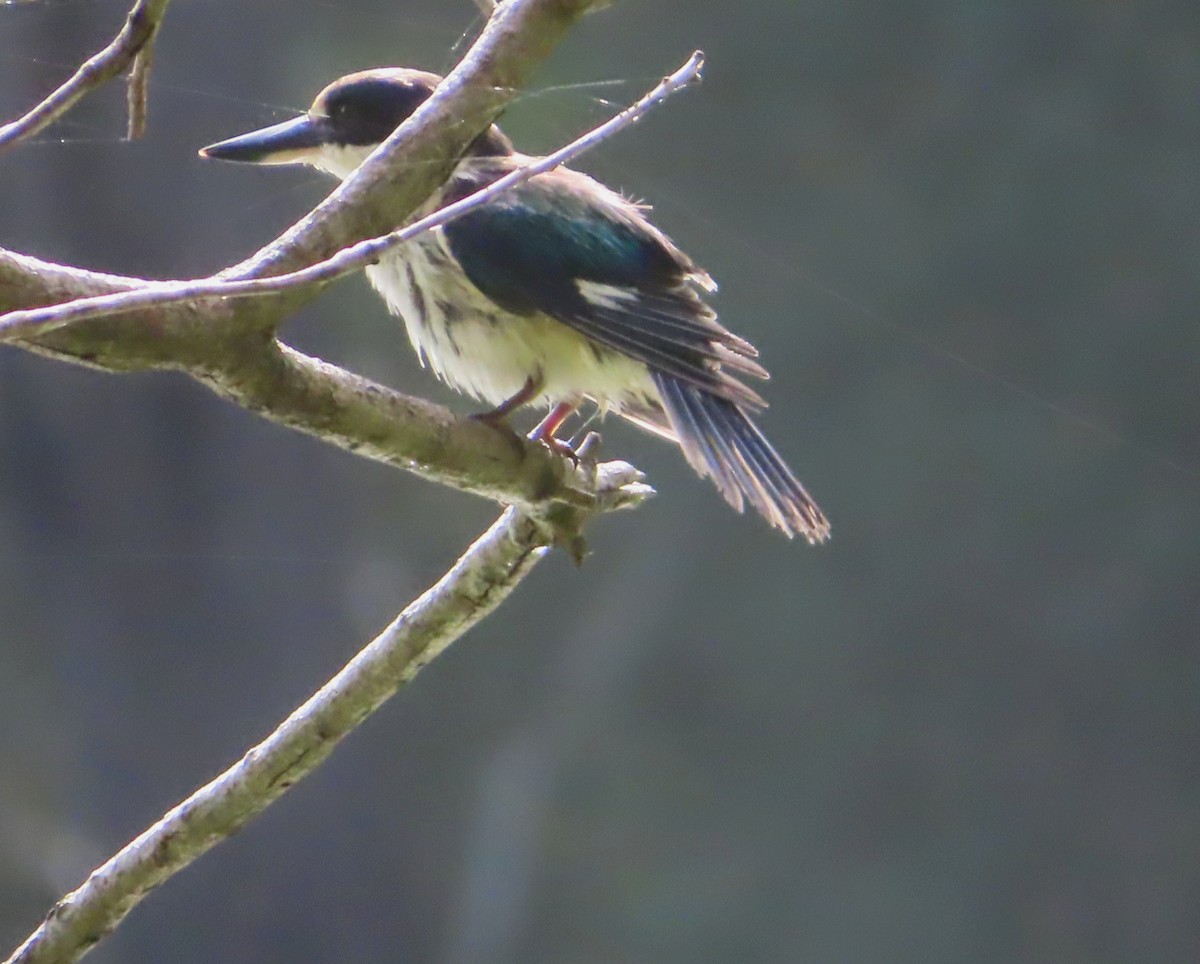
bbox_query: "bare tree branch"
[0,53,704,341]
[3,465,650,964]
[0,0,172,154]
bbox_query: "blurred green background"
[2,1,1198,961]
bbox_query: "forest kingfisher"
[200,68,830,543]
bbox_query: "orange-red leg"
[471,375,542,428]
[529,402,576,441]
[530,401,579,458]
[470,379,581,461]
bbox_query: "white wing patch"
[576,280,639,310]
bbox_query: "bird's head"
[199,67,513,180]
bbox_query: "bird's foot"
[528,401,579,461]
[536,434,580,464]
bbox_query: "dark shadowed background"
[2,1,1198,961]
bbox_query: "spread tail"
[652,373,830,543]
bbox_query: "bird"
[199,68,830,543]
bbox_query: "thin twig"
[0,0,172,154]
[0,52,703,342]
[125,36,158,140]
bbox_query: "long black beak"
[199,114,330,164]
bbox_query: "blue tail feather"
[653,373,830,543]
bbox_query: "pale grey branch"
[125,34,159,140]
[0,0,172,153]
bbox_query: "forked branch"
[0,0,172,153]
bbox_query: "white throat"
[309,143,377,180]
